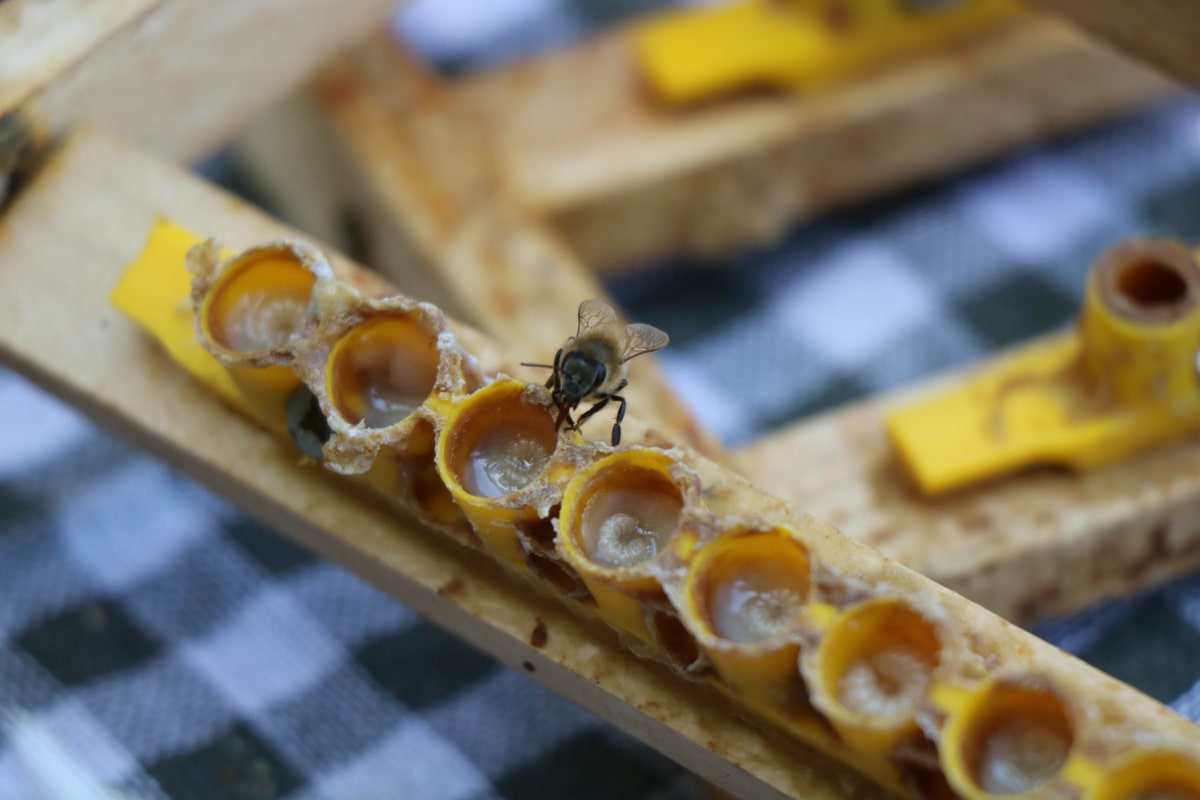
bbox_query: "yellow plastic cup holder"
[888,237,1200,495]
[436,379,560,568]
[1086,749,1200,800]
[942,675,1076,798]
[1082,239,1200,405]
[811,597,942,761]
[362,417,471,534]
[325,313,441,430]
[411,457,470,530]
[683,527,813,707]
[633,0,1024,106]
[558,449,687,640]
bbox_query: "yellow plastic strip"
[634,0,1024,105]
[109,220,243,406]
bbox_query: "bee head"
[560,350,606,403]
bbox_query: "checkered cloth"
[5,1,1200,797]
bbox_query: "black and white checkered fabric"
[4,1,1200,797]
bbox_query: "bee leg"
[554,402,574,432]
[608,381,628,446]
[575,396,610,430]
[577,380,628,445]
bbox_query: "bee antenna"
[520,362,554,369]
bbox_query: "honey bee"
[522,299,669,446]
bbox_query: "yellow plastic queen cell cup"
[1086,749,1200,800]
[324,312,442,433]
[321,310,466,527]
[197,242,318,424]
[362,414,470,533]
[682,526,813,709]
[809,597,943,772]
[395,417,468,531]
[940,674,1077,799]
[436,379,561,570]
[557,449,687,641]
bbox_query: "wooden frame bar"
[1028,0,1200,88]
[12,129,1200,800]
[233,20,1172,276]
[0,0,397,166]
[446,14,1170,271]
[0,128,884,800]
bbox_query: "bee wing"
[576,298,620,337]
[621,323,669,362]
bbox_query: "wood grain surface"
[0,0,396,162]
[1028,0,1200,87]
[446,15,1171,271]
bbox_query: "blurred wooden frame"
[448,15,1175,273]
[0,0,398,167]
[245,15,1175,275]
[1027,0,1200,89]
[230,10,1179,478]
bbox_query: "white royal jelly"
[977,716,1070,795]
[465,433,552,498]
[222,291,308,353]
[709,577,804,645]
[582,488,681,569]
[836,642,934,718]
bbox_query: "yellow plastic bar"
[110,222,241,406]
[634,0,1024,105]
[887,239,1200,495]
